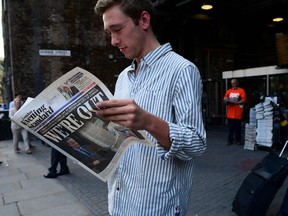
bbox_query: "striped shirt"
[108,43,206,216]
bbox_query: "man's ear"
[140,11,150,30]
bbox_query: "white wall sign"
[39,49,71,57]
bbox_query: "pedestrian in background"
[9,92,22,109]
[9,98,33,154]
[44,147,70,178]
[224,78,247,145]
[95,0,206,215]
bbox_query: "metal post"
[266,74,269,96]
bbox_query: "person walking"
[224,78,247,145]
[9,98,33,154]
[44,147,70,178]
[94,1,206,215]
[9,93,22,109]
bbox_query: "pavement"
[0,126,288,216]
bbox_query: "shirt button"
[116,187,120,191]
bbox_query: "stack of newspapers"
[244,108,257,150]
[244,123,257,150]
[255,100,274,147]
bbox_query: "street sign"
[39,49,71,57]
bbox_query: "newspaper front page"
[11,67,153,182]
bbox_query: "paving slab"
[0,139,95,216]
[0,202,20,216]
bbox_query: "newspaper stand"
[245,96,287,153]
[255,100,280,150]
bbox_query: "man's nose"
[111,34,119,46]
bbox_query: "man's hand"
[96,99,171,148]
[224,98,230,105]
[96,99,150,131]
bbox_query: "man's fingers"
[97,99,133,109]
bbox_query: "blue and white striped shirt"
[108,43,206,216]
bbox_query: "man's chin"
[124,54,133,60]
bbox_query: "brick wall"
[6,0,129,100]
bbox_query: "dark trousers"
[228,118,242,143]
[48,148,68,174]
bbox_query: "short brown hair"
[95,0,155,27]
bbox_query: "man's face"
[67,138,80,148]
[231,80,238,89]
[103,4,144,60]
[63,86,70,92]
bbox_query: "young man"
[223,78,247,145]
[95,1,206,215]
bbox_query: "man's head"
[66,137,81,148]
[62,85,71,92]
[95,0,157,61]
[95,0,155,26]
[231,79,239,90]
[13,98,22,109]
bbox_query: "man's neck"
[135,36,160,66]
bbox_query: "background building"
[1,0,288,125]
[1,0,129,104]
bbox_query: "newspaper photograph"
[11,67,153,182]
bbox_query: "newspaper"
[11,67,153,182]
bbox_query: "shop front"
[222,65,288,123]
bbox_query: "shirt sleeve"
[156,65,206,161]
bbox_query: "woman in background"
[9,98,32,154]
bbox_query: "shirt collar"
[128,43,173,75]
[143,43,172,67]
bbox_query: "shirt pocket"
[136,89,171,116]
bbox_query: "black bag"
[279,186,288,216]
[232,141,288,216]
[252,152,288,183]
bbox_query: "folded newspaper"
[11,67,153,182]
